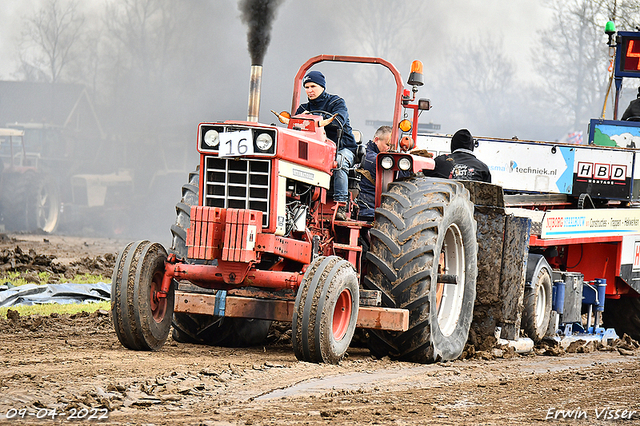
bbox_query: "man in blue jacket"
[356,126,392,221]
[296,71,357,220]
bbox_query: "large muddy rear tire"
[292,256,359,364]
[603,296,640,341]
[365,177,477,363]
[111,240,175,351]
[169,168,271,347]
[169,169,200,260]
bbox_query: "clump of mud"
[0,246,64,274]
[0,245,115,283]
[70,254,116,276]
[265,321,292,346]
[461,330,640,361]
[534,334,640,357]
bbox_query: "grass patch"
[70,274,110,284]
[0,271,52,286]
[0,300,111,319]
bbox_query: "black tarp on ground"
[0,283,110,307]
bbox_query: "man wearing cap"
[445,129,491,183]
[296,70,358,220]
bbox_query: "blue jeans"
[333,148,354,203]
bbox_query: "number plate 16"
[219,130,253,157]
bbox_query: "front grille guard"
[203,156,270,228]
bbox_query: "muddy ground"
[1,233,640,425]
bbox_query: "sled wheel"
[111,240,174,351]
[603,296,640,341]
[293,256,359,364]
[365,177,477,363]
[522,254,552,342]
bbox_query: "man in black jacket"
[622,87,640,121]
[444,129,491,183]
[296,71,357,220]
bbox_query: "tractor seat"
[348,130,365,197]
[351,130,365,165]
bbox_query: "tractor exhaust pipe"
[247,65,262,122]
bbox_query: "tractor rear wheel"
[603,296,640,341]
[169,169,200,259]
[365,177,477,363]
[111,240,174,351]
[522,255,552,342]
[169,168,271,347]
[293,256,359,364]
[30,177,60,233]
[1,172,60,233]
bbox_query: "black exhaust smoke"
[238,0,284,121]
[238,0,284,65]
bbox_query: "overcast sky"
[0,1,552,76]
[0,0,553,94]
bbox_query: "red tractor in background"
[0,128,60,233]
[111,56,479,364]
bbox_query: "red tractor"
[111,56,478,364]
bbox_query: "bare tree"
[326,0,435,129]
[436,35,521,137]
[100,0,195,129]
[17,0,85,83]
[606,0,640,31]
[534,0,640,129]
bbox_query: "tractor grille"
[203,156,270,227]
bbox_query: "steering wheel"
[308,110,344,129]
[625,116,640,122]
[307,110,346,152]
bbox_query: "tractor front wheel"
[111,240,174,351]
[292,256,359,364]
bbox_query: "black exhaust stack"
[247,65,262,122]
[239,0,283,122]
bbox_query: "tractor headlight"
[204,129,220,147]
[380,156,394,170]
[255,132,273,151]
[398,157,412,171]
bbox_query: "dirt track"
[1,234,640,425]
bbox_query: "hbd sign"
[577,162,626,181]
